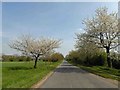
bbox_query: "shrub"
[65,50,81,63]
[110,52,120,69]
[66,50,106,66]
[2,55,32,62]
[26,57,32,61]
[50,53,64,62]
[42,53,64,62]
[112,60,120,69]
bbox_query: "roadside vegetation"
[9,35,61,68]
[79,66,120,80]
[2,54,63,88]
[2,55,32,62]
[2,52,64,62]
[66,50,120,80]
[66,7,120,80]
[2,47,64,88]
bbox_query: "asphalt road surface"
[40,60,118,88]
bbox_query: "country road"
[40,60,118,88]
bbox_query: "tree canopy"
[75,7,119,68]
[9,35,61,68]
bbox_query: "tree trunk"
[34,57,38,68]
[106,47,112,68]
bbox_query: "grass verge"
[79,65,120,81]
[69,61,120,81]
[2,60,62,88]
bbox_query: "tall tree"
[77,7,119,68]
[9,35,61,68]
[75,33,103,64]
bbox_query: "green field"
[2,61,62,88]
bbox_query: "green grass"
[68,61,120,81]
[78,65,120,81]
[2,60,62,88]
[0,62,2,90]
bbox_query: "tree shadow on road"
[54,64,89,74]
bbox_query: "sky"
[2,2,118,56]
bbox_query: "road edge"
[31,70,54,88]
[68,61,119,86]
[31,62,62,88]
[76,65,119,86]
[88,71,119,86]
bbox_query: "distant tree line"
[65,50,120,69]
[2,55,32,62]
[42,53,64,62]
[2,52,64,62]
